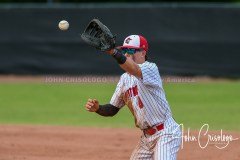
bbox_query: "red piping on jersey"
[138,96,143,109]
[124,85,143,109]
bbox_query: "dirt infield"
[0,125,239,160]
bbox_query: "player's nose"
[125,53,132,58]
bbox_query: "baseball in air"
[58,20,69,31]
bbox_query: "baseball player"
[85,35,181,160]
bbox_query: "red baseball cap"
[120,35,148,52]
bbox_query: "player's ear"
[141,50,146,57]
[141,50,147,61]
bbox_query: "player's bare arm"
[85,99,119,117]
[106,49,143,78]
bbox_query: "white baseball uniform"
[110,61,181,160]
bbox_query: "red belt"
[143,123,164,136]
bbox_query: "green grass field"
[0,81,239,131]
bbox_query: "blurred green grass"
[0,81,239,130]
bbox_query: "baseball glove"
[81,19,116,51]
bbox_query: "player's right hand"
[85,99,99,112]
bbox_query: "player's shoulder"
[139,61,158,70]
[120,72,129,80]
[119,72,128,79]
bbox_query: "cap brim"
[118,45,141,49]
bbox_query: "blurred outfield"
[0,81,239,131]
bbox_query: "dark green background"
[0,0,240,3]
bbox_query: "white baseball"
[58,20,69,31]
